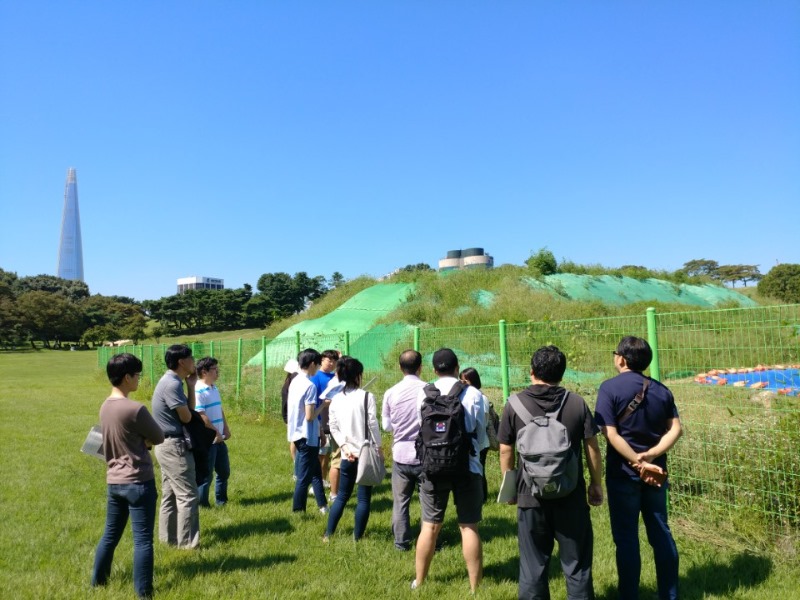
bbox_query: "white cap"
[283,359,300,374]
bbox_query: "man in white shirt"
[382,350,427,551]
[412,348,487,593]
[287,348,329,513]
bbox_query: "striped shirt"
[196,383,225,435]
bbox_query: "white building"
[438,248,494,271]
[177,276,224,294]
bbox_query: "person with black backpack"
[498,345,603,600]
[412,348,487,594]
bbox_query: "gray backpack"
[508,391,579,500]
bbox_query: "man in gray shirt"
[152,344,199,549]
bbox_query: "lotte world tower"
[56,167,84,281]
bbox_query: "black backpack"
[415,381,475,479]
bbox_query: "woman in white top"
[324,356,383,541]
[460,367,493,504]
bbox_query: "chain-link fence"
[98,304,800,548]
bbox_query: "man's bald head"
[399,350,422,375]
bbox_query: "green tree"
[0,282,25,347]
[758,264,800,303]
[400,263,433,273]
[329,272,345,288]
[17,291,84,348]
[257,272,302,318]
[682,259,720,278]
[13,274,90,302]
[526,248,558,276]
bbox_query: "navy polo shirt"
[594,371,679,479]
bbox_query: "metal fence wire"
[98,304,800,547]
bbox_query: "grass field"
[1,350,798,599]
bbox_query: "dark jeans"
[607,477,679,600]
[518,503,594,600]
[325,458,373,539]
[92,479,157,599]
[292,438,327,512]
[198,442,230,507]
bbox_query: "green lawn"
[0,350,797,599]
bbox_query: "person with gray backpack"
[498,345,603,600]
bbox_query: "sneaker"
[411,580,418,590]
[323,480,331,489]
[394,542,411,552]
[322,535,329,544]
[329,494,337,503]
[319,506,328,515]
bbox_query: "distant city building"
[56,167,84,281]
[177,276,225,294]
[438,248,494,272]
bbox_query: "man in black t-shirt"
[595,336,682,600]
[498,345,603,600]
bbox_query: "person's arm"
[185,372,197,410]
[368,393,383,457]
[381,391,393,432]
[600,424,663,482]
[637,418,682,463]
[499,443,515,473]
[221,409,231,440]
[138,406,165,446]
[584,436,603,506]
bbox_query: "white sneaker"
[329,494,337,503]
[319,506,328,515]
[411,580,418,590]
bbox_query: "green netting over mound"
[420,349,605,390]
[246,283,415,368]
[523,274,757,308]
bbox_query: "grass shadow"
[596,551,772,600]
[210,517,293,542]
[477,515,517,543]
[173,552,297,577]
[237,491,293,505]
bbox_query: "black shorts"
[419,471,483,524]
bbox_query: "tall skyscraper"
[56,167,84,281]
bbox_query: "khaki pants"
[155,438,200,548]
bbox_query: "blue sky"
[1,2,798,302]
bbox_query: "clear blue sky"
[1,2,798,302]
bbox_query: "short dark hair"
[196,356,218,378]
[297,348,322,370]
[321,349,339,361]
[107,353,143,386]
[399,350,422,375]
[459,367,482,390]
[165,344,192,370]
[432,348,459,375]
[616,336,652,372]
[337,356,364,391]
[531,345,567,384]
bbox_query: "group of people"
[91,345,230,599]
[92,336,681,600]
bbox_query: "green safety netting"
[246,283,415,369]
[523,274,757,308]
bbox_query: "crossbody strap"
[618,379,650,424]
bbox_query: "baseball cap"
[432,348,458,373]
[283,359,300,374]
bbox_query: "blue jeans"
[607,477,679,600]
[292,438,327,512]
[325,458,373,540]
[92,479,157,598]
[198,442,230,507]
[391,462,422,548]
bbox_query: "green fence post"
[210,341,215,358]
[191,342,198,358]
[236,338,243,401]
[646,307,661,381]
[499,319,510,402]
[345,331,350,355]
[413,326,420,352]
[148,345,154,383]
[261,336,267,416]
[295,331,301,355]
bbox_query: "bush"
[758,264,800,304]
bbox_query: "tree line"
[0,268,345,349]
